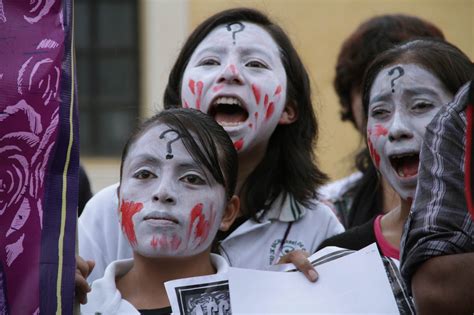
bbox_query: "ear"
[219,195,240,231]
[278,101,298,125]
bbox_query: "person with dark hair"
[400,81,474,314]
[318,39,474,313]
[320,14,445,228]
[77,7,342,291]
[81,108,240,313]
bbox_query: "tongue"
[213,105,248,124]
[398,156,419,177]
[214,111,247,124]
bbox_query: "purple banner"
[0,0,77,314]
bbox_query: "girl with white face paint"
[164,7,344,275]
[322,14,445,230]
[81,109,240,313]
[362,40,472,258]
[180,22,289,157]
[321,39,473,255]
[317,39,472,313]
[77,8,343,291]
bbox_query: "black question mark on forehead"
[388,66,405,93]
[226,22,245,45]
[159,129,181,160]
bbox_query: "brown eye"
[371,107,391,119]
[133,170,155,180]
[246,60,268,69]
[412,102,434,112]
[199,58,220,66]
[181,174,205,185]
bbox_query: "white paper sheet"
[228,243,398,314]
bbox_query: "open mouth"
[389,153,420,178]
[209,96,249,126]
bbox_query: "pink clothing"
[373,215,400,260]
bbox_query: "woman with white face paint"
[77,8,343,291]
[321,14,445,229]
[318,39,473,313]
[82,109,240,314]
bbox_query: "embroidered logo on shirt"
[269,239,306,264]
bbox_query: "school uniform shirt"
[81,254,228,315]
[79,184,344,282]
[217,193,344,269]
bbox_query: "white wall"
[82,0,189,193]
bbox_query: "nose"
[217,63,244,85]
[388,110,414,142]
[152,179,177,205]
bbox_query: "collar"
[264,193,308,222]
[210,253,230,273]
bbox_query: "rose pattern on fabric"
[0,2,63,311]
[23,0,55,24]
[0,0,6,23]
[17,53,61,106]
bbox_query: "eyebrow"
[370,86,444,105]
[193,46,227,60]
[129,154,161,167]
[175,161,202,172]
[369,92,392,105]
[402,86,441,97]
[131,154,202,171]
[239,46,276,61]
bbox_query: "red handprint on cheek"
[196,81,203,110]
[252,84,261,105]
[187,79,204,110]
[274,85,282,96]
[265,102,275,121]
[189,79,195,95]
[374,124,388,137]
[367,137,381,168]
[187,203,216,250]
[120,199,143,246]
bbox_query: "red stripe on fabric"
[373,215,400,260]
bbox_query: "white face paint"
[118,124,227,257]
[367,63,453,200]
[181,22,288,153]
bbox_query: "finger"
[75,270,91,304]
[297,259,318,282]
[86,260,95,277]
[278,251,318,282]
[277,250,309,264]
[76,255,89,278]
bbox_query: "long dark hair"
[163,7,327,220]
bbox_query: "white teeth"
[217,121,242,127]
[397,169,405,177]
[214,97,242,106]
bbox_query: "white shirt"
[81,254,228,314]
